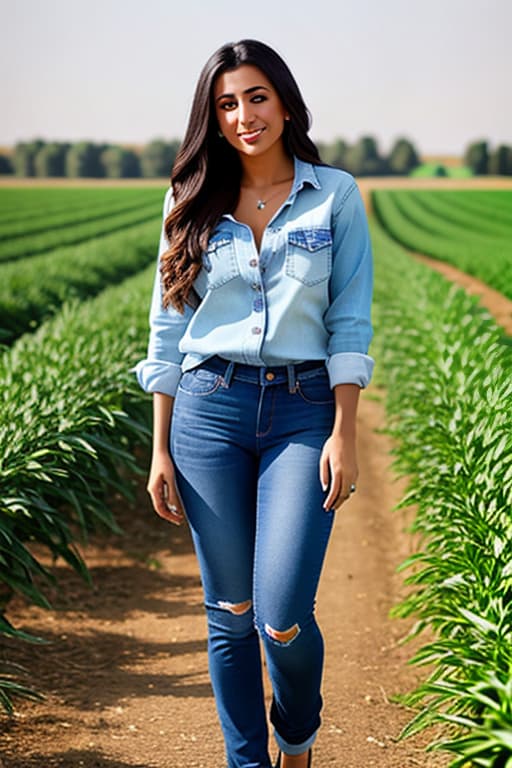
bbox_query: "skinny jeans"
[170,356,336,768]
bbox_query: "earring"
[217,130,224,138]
[284,115,290,121]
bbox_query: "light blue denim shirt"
[135,157,374,397]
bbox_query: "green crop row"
[0,189,163,241]
[0,217,160,344]
[372,189,512,300]
[0,263,155,712]
[0,198,161,263]
[398,190,512,239]
[371,217,512,766]
[0,187,161,224]
[378,190,512,242]
[426,190,512,226]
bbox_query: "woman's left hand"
[319,432,358,511]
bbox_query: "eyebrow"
[215,85,270,102]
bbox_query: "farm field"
[1,180,511,768]
[372,188,512,299]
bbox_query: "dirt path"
[413,254,512,335]
[5,176,511,768]
[1,389,448,768]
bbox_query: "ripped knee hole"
[264,623,300,643]
[217,599,252,616]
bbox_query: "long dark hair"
[161,39,322,312]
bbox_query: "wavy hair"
[161,39,322,312]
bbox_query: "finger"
[153,493,185,525]
[149,479,185,526]
[323,463,341,510]
[334,480,357,510]
[319,450,329,491]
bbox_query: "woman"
[135,39,373,768]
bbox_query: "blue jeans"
[170,356,336,768]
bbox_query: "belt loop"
[222,360,235,388]
[287,364,298,394]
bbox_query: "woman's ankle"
[281,749,310,768]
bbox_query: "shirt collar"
[291,156,321,195]
[221,156,321,222]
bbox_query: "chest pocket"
[201,233,240,290]
[285,228,332,286]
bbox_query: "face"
[213,64,289,157]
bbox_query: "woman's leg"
[253,374,335,758]
[170,371,271,768]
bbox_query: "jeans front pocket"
[202,232,240,290]
[178,368,223,397]
[285,227,332,286]
[296,370,334,405]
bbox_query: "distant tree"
[0,154,13,174]
[140,139,180,178]
[13,140,45,176]
[488,144,512,176]
[319,138,349,168]
[34,142,68,177]
[464,141,489,175]
[387,138,420,175]
[100,146,141,178]
[66,142,105,177]
[343,136,385,176]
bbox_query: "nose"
[238,99,255,127]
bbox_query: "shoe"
[274,749,312,768]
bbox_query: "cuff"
[132,359,183,397]
[326,352,374,389]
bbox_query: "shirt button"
[252,283,261,291]
[251,326,262,335]
[253,298,264,312]
[265,372,275,381]
[249,258,258,267]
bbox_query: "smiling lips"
[239,127,266,143]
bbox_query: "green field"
[0,186,511,764]
[372,188,512,299]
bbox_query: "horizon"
[1,0,511,155]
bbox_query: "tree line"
[0,137,510,178]
[464,141,512,175]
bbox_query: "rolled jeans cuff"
[274,727,317,756]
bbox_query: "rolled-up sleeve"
[133,187,194,397]
[324,181,374,389]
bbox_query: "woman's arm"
[146,392,185,525]
[319,383,360,511]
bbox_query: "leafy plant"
[371,215,512,765]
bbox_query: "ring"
[166,503,179,514]
[349,484,356,494]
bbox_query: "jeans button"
[265,371,275,381]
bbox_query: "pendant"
[257,200,266,210]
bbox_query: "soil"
[1,392,448,768]
[3,176,512,768]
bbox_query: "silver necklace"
[256,188,286,210]
[249,177,294,211]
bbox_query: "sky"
[1,0,511,156]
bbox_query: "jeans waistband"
[199,355,327,391]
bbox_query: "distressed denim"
[135,157,374,397]
[170,356,337,768]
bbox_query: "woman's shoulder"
[313,163,356,193]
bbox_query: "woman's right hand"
[147,450,185,526]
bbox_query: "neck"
[240,143,294,189]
